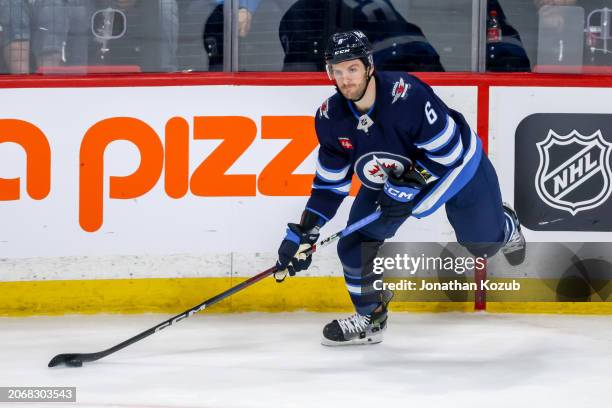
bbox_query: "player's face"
[330,59,369,101]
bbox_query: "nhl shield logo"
[535,129,612,215]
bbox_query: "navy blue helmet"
[324,30,374,77]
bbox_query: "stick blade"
[48,353,86,368]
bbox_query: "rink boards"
[1,73,611,315]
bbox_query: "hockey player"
[275,30,525,346]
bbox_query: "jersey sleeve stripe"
[305,206,331,222]
[412,130,482,218]
[426,136,464,166]
[313,180,351,195]
[415,115,456,151]
[315,160,351,182]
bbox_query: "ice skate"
[322,290,393,346]
[502,203,526,266]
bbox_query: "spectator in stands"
[178,0,259,71]
[92,0,178,72]
[534,0,611,68]
[0,0,30,73]
[278,0,444,72]
[486,0,531,72]
[35,0,90,70]
[0,0,89,74]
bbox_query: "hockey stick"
[48,210,382,368]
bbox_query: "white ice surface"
[1,312,611,408]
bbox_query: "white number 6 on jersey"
[425,101,438,125]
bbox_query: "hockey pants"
[338,154,507,315]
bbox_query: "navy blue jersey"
[305,71,483,223]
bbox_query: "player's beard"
[338,72,369,101]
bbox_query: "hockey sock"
[337,231,383,315]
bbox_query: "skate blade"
[321,332,384,347]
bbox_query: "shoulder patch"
[319,98,330,119]
[391,77,411,104]
[338,137,353,150]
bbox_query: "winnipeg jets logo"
[391,77,410,104]
[535,129,612,216]
[367,159,400,182]
[319,98,330,119]
[354,152,412,190]
[369,162,397,178]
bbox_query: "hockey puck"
[66,360,83,367]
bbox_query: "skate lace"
[337,313,371,334]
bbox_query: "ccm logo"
[385,186,415,202]
[155,303,207,332]
[0,116,361,232]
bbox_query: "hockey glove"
[378,168,428,221]
[275,223,320,282]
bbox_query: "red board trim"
[1,71,612,89]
